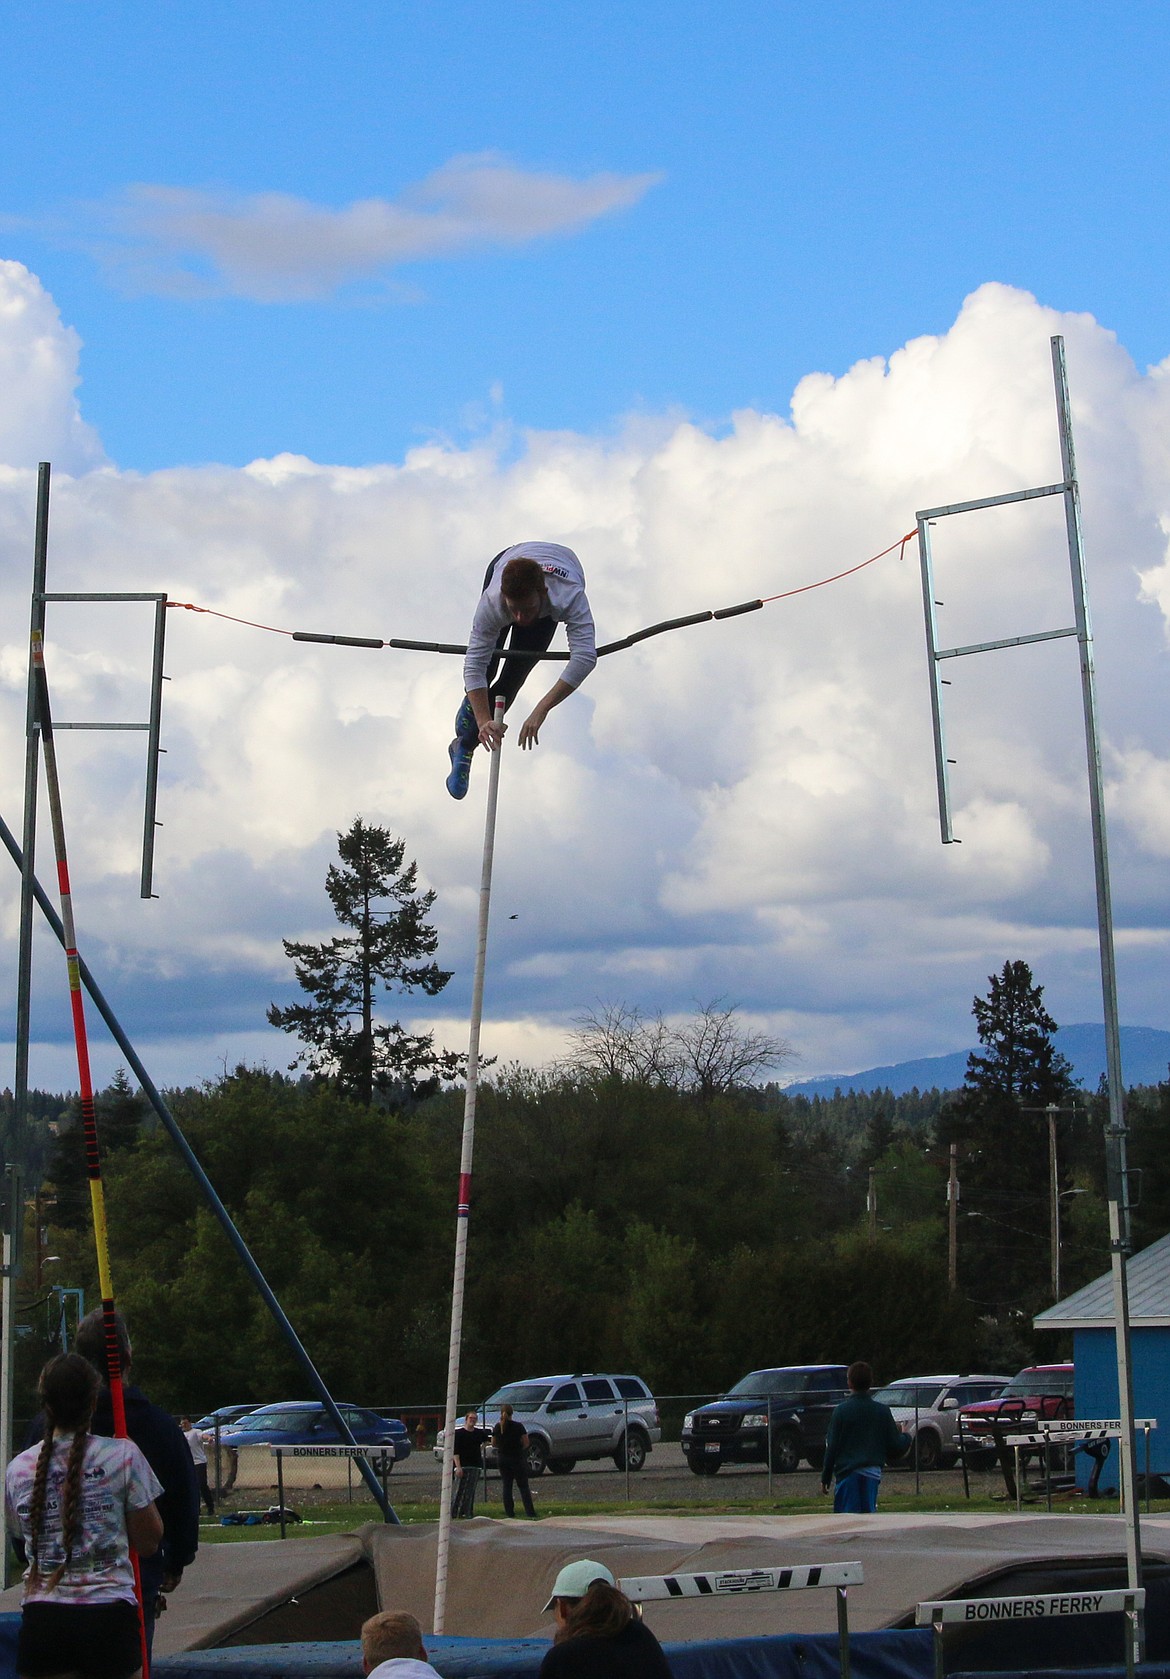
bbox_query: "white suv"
[872,1374,1011,1469]
[435,1372,660,1476]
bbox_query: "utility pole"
[1048,1105,1061,1302]
[1025,1101,1079,1303]
[867,1168,877,1241]
[947,1143,959,1291]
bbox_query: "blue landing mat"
[150,1628,933,1679]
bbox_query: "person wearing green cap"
[539,1559,672,1677]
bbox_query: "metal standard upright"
[916,336,1143,1656]
[5,467,398,1525]
[434,699,507,1636]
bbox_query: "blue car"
[193,1403,259,1433]
[217,1401,411,1465]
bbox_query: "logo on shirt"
[541,564,571,581]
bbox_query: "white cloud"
[2,267,1170,1086]
[0,262,105,472]
[88,155,662,302]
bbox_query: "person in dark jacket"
[539,1560,672,1679]
[72,1311,199,1654]
[820,1360,910,1512]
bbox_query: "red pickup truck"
[958,1363,1074,1463]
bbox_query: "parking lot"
[237,1443,983,1509]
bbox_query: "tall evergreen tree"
[964,961,1074,1104]
[941,961,1077,1314]
[268,820,459,1106]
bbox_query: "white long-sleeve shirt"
[462,542,597,694]
[366,1660,443,1679]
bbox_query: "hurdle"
[620,1561,863,1679]
[269,1444,398,1537]
[916,1586,1144,1679]
[1001,1417,1157,1512]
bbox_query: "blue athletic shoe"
[454,696,476,738]
[446,736,475,800]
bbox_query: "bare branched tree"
[564,999,792,1100]
[670,1000,793,1101]
[562,1003,676,1084]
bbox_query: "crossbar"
[1004,1417,1157,1445]
[42,592,167,603]
[620,1562,861,1679]
[269,1444,397,1458]
[620,1562,862,1600]
[917,482,1068,520]
[918,1587,1142,1625]
[936,626,1078,660]
[918,1588,1142,1679]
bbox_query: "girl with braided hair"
[5,1353,163,1679]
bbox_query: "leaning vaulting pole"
[31,632,151,1675]
[0,809,398,1525]
[434,698,506,1636]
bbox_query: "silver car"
[435,1372,660,1476]
[872,1374,1011,1469]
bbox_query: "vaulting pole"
[434,698,506,1636]
[31,631,150,1675]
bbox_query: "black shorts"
[18,1599,143,1679]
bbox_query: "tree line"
[7,822,1166,1417]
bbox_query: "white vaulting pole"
[434,698,506,1635]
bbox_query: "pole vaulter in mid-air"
[445,542,598,799]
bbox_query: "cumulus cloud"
[1,266,1170,1090]
[85,155,662,301]
[0,262,105,472]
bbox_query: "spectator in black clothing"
[539,1560,672,1678]
[451,1410,490,1519]
[492,1403,536,1519]
[72,1311,199,1657]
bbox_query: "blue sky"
[2,2,1170,1090]
[4,2,1170,472]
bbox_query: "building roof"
[1035,1231,1170,1329]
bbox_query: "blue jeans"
[833,1469,881,1513]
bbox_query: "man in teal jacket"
[820,1361,910,1512]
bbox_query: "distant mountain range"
[783,1024,1170,1098]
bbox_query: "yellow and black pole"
[31,630,151,1674]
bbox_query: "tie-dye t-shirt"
[5,1431,162,1604]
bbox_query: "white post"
[434,699,506,1636]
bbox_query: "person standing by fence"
[820,1361,909,1512]
[181,1417,215,1517]
[451,1410,490,1519]
[493,1403,536,1519]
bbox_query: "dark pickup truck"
[681,1364,848,1475]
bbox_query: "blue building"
[1034,1231,1170,1488]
